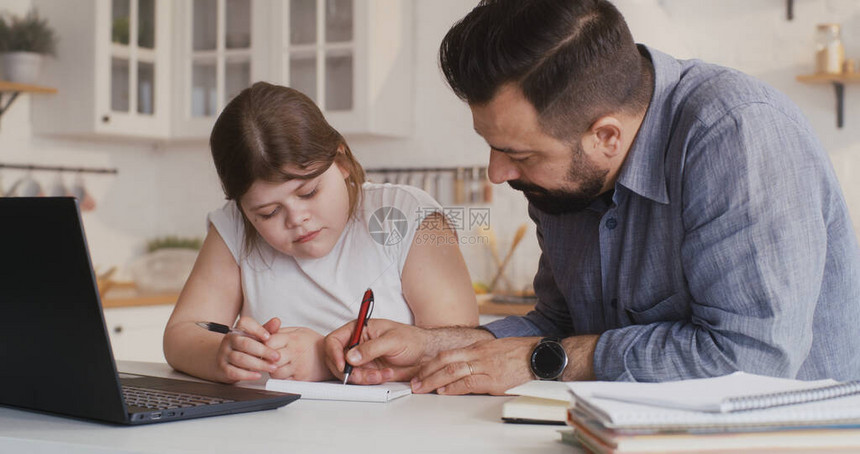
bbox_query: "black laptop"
[0,197,299,424]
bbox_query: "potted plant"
[0,8,57,84]
[128,236,203,294]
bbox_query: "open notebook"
[266,379,411,403]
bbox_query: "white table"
[0,361,579,453]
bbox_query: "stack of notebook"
[565,372,860,453]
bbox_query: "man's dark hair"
[439,0,652,140]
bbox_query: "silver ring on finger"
[466,361,475,375]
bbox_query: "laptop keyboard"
[123,385,235,411]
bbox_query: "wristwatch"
[529,337,568,380]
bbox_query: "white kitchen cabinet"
[31,0,173,139]
[273,0,414,137]
[30,0,413,140]
[174,0,415,139]
[103,304,174,363]
[170,0,271,138]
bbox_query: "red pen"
[343,288,374,385]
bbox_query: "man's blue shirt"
[484,46,860,382]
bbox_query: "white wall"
[1,0,859,290]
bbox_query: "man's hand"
[410,334,600,395]
[410,337,539,395]
[324,319,494,384]
[324,319,432,384]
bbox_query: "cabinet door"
[283,0,355,112]
[103,305,175,363]
[32,0,171,138]
[172,0,267,138]
[277,0,413,137]
[98,0,171,136]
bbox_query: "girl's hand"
[266,327,334,382]
[214,316,281,382]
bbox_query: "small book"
[502,380,570,425]
[568,372,860,430]
[265,379,411,403]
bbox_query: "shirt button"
[610,298,618,308]
[605,218,618,230]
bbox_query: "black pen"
[343,289,374,385]
[195,321,255,338]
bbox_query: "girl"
[163,82,478,384]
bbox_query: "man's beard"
[508,146,608,215]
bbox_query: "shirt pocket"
[625,293,691,325]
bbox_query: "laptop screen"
[0,197,128,422]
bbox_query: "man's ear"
[585,116,623,159]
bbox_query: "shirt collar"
[614,45,681,205]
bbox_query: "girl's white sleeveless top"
[208,183,441,334]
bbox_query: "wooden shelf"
[796,74,860,128]
[478,300,534,317]
[796,74,860,84]
[99,290,532,314]
[99,289,534,314]
[0,80,57,128]
[99,280,179,309]
[102,293,178,309]
[100,282,178,309]
[0,80,58,94]
[477,294,535,317]
[100,292,531,315]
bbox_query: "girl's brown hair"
[209,82,365,256]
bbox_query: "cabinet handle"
[113,325,123,334]
[102,115,110,124]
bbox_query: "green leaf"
[0,8,57,56]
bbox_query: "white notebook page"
[265,379,412,403]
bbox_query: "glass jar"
[816,23,844,75]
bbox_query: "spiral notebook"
[568,372,860,430]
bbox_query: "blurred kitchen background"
[1,0,859,361]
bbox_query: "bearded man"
[325,0,860,392]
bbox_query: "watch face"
[531,340,568,380]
